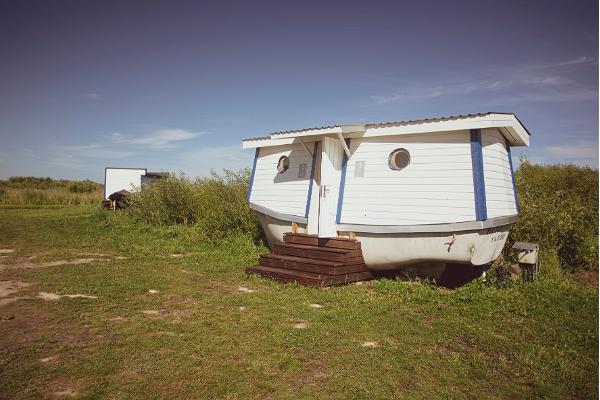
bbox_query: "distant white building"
[103,167,165,199]
[242,112,530,270]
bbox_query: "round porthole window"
[277,156,290,174]
[388,148,410,171]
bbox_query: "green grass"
[0,206,597,399]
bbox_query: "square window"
[354,161,365,177]
[298,163,307,178]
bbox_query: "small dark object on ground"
[495,264,510,286]
[108,190,130,210]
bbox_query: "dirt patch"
[149,331,185,337]
[42,259,96,268]
[292,322,308,329]
[0,249,15,254]
[0,304,51,348]
[0,258,97,271]
[0,280,33,307]
[53,389,78,397]
[0,297,28,306]
[430,344,452,355]
[38,292,98,301]
[142,309,161,316]
[572,271,598,289]
[47,376,80,398]
[361,341,378,348]
[108,316,127,322]
[77,252,111,257]
[169,309,194,322]
[0,280,31,297]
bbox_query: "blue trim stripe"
[506,141,520,212]
[247,148,259,202]
[304,142,318,218]
[470,129,488,221]
[335,139,350,224]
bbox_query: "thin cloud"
[48,156,87,171]
[525,55,596,70]
[544,140,599,161]
[24,148,39,159]
[368,56,597,105]
[83,93,101,100]
[111,128,205,149]
[54,143,135,159]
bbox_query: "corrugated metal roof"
[270,124,342,136]
[242,112,529,142]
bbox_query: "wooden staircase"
[246,233,375,287]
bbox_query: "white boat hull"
[256,212,512,271]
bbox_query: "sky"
[0,0,598,182]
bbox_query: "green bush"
[507,160,598,271]
[125,169,263,242]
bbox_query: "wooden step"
[246,232,373,287]
[259,254,369,276]
[246,265,375,287]
[283,233,361,250]
[260,253,365,267]
[260,253,344,267]
[273,243,360,262]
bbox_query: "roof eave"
[241,112,531,149]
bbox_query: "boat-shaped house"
[244,113,530,285]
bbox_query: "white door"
[318,136,344,238]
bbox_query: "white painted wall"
[249,144,314,217]
[339,130,477,225]
[481,128,518,217]
[104,168,146,199]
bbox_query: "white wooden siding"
[339,130,477,225]
[104,168,146,199]
[481,128,517,217]
[249,144,314,217]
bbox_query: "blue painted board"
[470,129,488,221]
[246,148,259,202]
[335,139,350,224]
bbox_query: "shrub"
[506,160,599,271]
[125,169,262,242]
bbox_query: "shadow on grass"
[372,262,487,289]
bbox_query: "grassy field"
[0,206,597,399]
[0,177,103,206]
